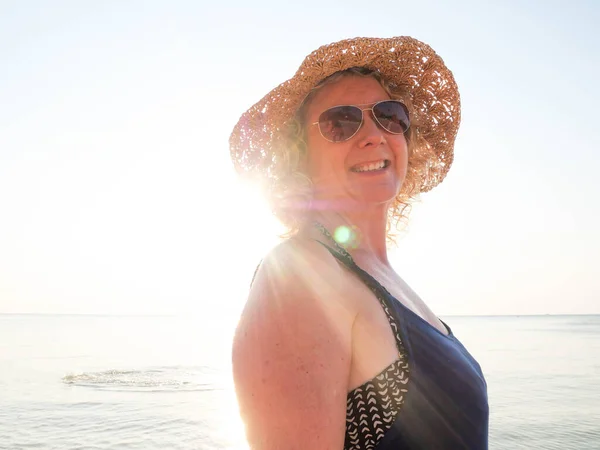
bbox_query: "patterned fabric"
[345,357,410,450]
[311,224,411,450]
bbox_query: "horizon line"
[0,312,598,318]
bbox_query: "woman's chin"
[350,185,401,206]
[310,184,401,212]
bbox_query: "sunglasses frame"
[311,100,410,143]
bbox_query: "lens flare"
[334,226,352,245]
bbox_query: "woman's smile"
[349,159,391,173]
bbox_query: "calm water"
[1,314,599,449]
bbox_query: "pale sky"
[1,0,599,317]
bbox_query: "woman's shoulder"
[253,236,344,289]
[232,235,353,449]
[242,235,357,328]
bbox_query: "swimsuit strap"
[253,221,396,307]
[312,221,396,300]
[313,222,408,357]
[250,259,262,287]
[312,221,355,263]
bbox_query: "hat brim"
[229,36,460,193]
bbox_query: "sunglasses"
[311,100,410,143]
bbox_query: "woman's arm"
[232,240,355,450]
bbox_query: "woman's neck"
[310,205,390,265]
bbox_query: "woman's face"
[304,76,409,209]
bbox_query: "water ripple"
[62,366,224,392]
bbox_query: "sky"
[0,0,599,317]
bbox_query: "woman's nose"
[356,110,385,147]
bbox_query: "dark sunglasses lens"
[373,101,410,134]
[318,106,362,142]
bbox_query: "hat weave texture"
[230,36,460,193]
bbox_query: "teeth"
[353,160,386,172]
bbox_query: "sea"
[1,314,598,450]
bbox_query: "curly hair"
[266,67,438,242]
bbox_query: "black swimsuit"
[318,241,489,450]
[250,236,489,449]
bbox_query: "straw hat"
[229,36,460,194]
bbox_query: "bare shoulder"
[232,238,355,449]
[250,238,352,306]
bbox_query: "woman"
[230,37,489,450]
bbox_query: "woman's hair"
[267,67,437,243]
